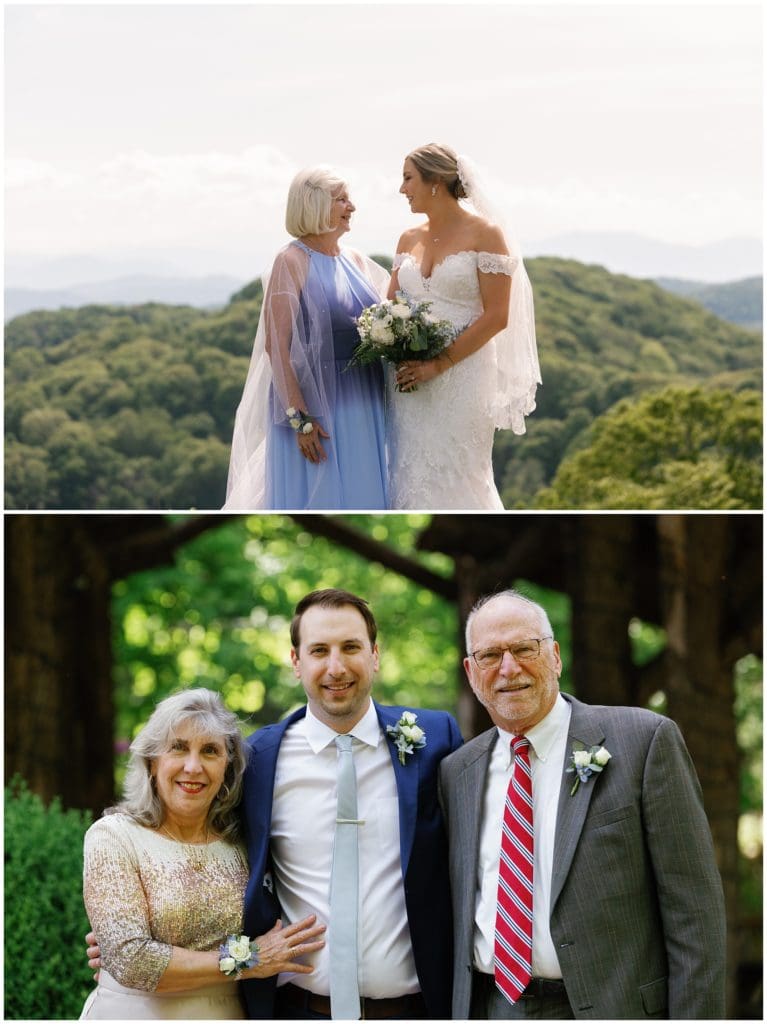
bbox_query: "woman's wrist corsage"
[218,934,260,978]
[285,407,314,434]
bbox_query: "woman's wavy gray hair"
[114,688,247,842]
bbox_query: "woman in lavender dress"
[224,167,390,510]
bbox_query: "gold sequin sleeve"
[83,816,173,991]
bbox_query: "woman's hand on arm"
[84,915,326,993]
[242,915,326,979]
[155,915,326,993]
[85,930,101,980]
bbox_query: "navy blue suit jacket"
[238,702,463,1018]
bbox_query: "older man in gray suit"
[439,589,726,1019]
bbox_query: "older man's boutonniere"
[566,744,612,795]
[386,711,427,765]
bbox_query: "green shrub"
[4,777,94,1019]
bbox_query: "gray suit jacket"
[439,694,726,1019]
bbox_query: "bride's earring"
[431,185,437,197]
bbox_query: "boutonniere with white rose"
[566,744,612,795]
[386,711,427,765]
[218,934,260,977]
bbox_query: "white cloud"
[5,157,75,189]
[4,4,761,278]
[92,146,297,202]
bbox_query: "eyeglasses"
[470,637,553,671]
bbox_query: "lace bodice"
[393,250,518,334]
[387,250,521,510]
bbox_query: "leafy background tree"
[535,386,762,508]
[5,259,762,509]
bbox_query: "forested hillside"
[5,260,761,509]
[655,275,762,331]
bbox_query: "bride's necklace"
[159,822,212,870]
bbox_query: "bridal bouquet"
[348,292,455,388]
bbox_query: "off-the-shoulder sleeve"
[83,817,172,991]
[477,251,519,276]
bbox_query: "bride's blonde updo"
[407,143,467,200]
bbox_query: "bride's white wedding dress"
[387,250,518,510]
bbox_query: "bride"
[387,144,541,509]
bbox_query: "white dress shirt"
[473,693,572,978]
[270,701,420,998]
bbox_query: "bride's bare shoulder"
[395,224,428,254]
[468,215,509,255]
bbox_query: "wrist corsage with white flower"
[285,407,314,434]
[566,744,612,795]
[218,934,260,978]
[386,711,427,765]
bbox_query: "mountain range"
[656,276,762,331]
[4,273,244,322]
[528,231,762,282]
[5,232,762,322]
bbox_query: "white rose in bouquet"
[371,320,395,345]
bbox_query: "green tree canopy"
[535,386,762,509]
[5,260,761,509]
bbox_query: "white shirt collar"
[304,700,381,753]
[496,692,571,765]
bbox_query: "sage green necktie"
[330,733,361,1019]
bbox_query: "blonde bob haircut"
[286,165,348,237]
[111,688,247,842]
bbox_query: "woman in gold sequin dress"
[80,689,324,1019]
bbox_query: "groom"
[239,587,462,1019]
[439,589,727,1019]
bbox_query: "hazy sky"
[4,2,763,277]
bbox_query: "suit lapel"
[550,696,605,910]
[376,703,420,877]
[458,729,497,886]
[246,707,306,849]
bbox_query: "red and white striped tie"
[495,735,534,1004]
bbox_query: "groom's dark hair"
[290,588,378,648]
